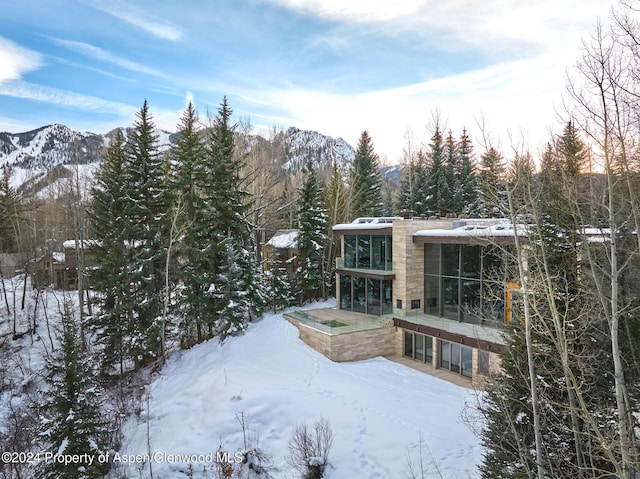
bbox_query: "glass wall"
[403,331,433,364]
[439,340,473,378]
[424,243,507,323]
[343,234,392,271]
[339,275,392,315]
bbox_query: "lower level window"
[439,340,473,378]
[403,331,433,364]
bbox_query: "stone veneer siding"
[297,324,396,362]
[392,219,451,315]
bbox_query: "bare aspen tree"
[566,20,640,478]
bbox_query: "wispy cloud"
[251,50,570,161]
[48,37,165,77]
[0,79,136,117]
[266,0,425,22]
[85,0,183,41]
[0,37,43,81]
[267,0,612,55]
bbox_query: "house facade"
[263,229,298,278]
[286,216,518,387]
[30,240,98,290]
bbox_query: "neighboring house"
[30,240,98,290]
[263,229,299,278]
[285,216,520,388]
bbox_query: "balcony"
[335,257,395,279]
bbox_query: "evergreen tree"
[455,128,479,214]
[169,102,209,345]
[557,120,586,178]
[191,97,265,339]
[424,125,449,214]
[443,130,458,213]
[0,166,20,253]
[478,146,507,217]
[88,130,132,376]
[348,131,383,217]
[37,302,109,479]
[295,163,328,303]
[123,100,168,365]
[212,236,252,338]
[265,252,293,311]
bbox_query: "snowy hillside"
[0,124,104,170]
[115,301,483,479]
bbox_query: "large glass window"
[425,277,439,315]
[424,243,507,324]
[352,276,366,313]
[382,280,393,314]
[344,235,357,268]
[462,245,481,278]
[440,341,450,369]
[440,340,473,378]
[357,235,371,268]
[339,275,393,316]
[425,244,440,275]
[461,347,473,378]
[342,234,392,270]
[367,278,381,315]
[340,275,351,310]
[415,334,425,361]
[443,277,459,320]
[403,331,433,364]
[442,244,460,276]
[404,331,413,357]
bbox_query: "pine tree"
[88,130,133,376]
[455,128,479,215]
[348,131,383,218]
[443,130,458,213]
[123,100,168,365]
[295,163,328,303]
[424,125,449,214]
[557,120,586,178]
[478,146,507,217]
[191,97,265,340]
[37,302,109,479]
[265,252,293,311]
[0,166,21,253]
[212,236,251,338]
[169,102,209,346]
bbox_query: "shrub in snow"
[287,417,333,479]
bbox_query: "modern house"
[285,216,520,388]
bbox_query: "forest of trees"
[2,2,640,478]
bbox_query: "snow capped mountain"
[0,124,104,170]
[282,126,355,176]
[1,124,359,194]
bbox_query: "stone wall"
[297,324,396,362]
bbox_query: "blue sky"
[1,0,615,162]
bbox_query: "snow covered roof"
[333,217,401,231]
[62,239,101,249]
[414,223,526,243]
[265,230,298,249]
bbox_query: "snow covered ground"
[117,301,484,478]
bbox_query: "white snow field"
[117,301,484,479]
